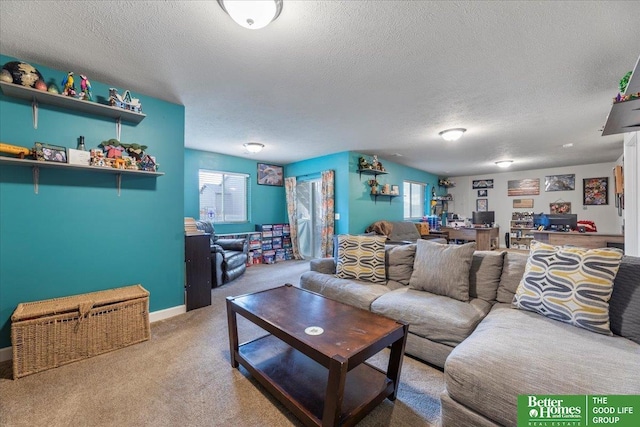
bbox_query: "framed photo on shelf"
[550,202,571,214]
[583,177,608,205]
[34,142,67,163]
[477,189,488,197]
[476,199,488,212]
[472,179,493,189]
[257,163,284,186]
[545,174,575,192]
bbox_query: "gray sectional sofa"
[299,241,640,426]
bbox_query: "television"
[472,211,495,225]
[534,213,577,231]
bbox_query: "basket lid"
[11,284,149,321]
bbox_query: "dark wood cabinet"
[185,234,212,311]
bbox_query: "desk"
[440,227,500,251]
[532,231,624,250]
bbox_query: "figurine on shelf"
[99,138,125,158]
[79,74,92,101]
[61,71,76,97]
[108,88,142,113]
[368,179,379,194]
[358,156,371,170]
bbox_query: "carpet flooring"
[0,260,444,426]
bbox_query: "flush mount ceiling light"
[217,0,283,30]
[439,128,466,142]
[495,160,514,168]
[243,142,264,153]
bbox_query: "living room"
[1,1,640,426]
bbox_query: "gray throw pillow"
[386,244,416,285]
[609,256,640,345]
[496,251,529,303]
[409,240,476,302]
[469,251,505,302]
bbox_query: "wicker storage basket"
[11,284,150,378]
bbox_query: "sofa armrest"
[215,238,248,253]
[310,258,336,274]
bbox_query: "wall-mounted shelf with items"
[601,55,640,136]
[438,178,455,188]
[371,194,398,204]
[0,156,163,196]
[357,168,388,180]
[0,81,145,137]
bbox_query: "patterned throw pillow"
[513,240,624,335]
[335,235,387,284]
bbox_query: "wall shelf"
[358,168,388,179]
[371,194,398,204]
[601,55,640,136]
[0,81,146,132]
[0,156,163,195]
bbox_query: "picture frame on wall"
[550,202,571,214]
[583,177,608,205]
[513,198,534,208]
[507,178,540,196]
[472,179,494,189]
[476,199,488,212]
[545,174,575,192]
[257,163,284,186]
[477,189,488,197]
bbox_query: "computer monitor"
[472,211,495,225]
[534,213,577,231]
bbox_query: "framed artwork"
[477,189,488,197]
[507,178,540,196]
[545,174,575,192]
[476,199,488,212]
[513,198,534,208]
[34,142,67,163]
[550,202,571,214]
[583,177,608,205]
[257,163,284,186]
[472,179,494,189]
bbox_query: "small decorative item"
[619,71,632,94]
[545,174,575,192]
[368,179,379,194]
[61,71,76,97]
[34,80,47,91]
[1,61,44,88]
[358,156,371,170]
[381,184,390,195]
[79,74,92,101]
[99,138,125,158]
[109,88,142,113]
[34,142,67,163]
[0,142,31,158]
[476,199,488,212]
[0,68,12,83]
[391,185,399,195]
[550,202,571,214]
[90,149,106,167]
[477,189,488,197]
[507,178,540,196]
[257,163,284,186]
[120,142,148,160]
[472,179,494,189]
[583,177,608,205]
[77,135,86,151]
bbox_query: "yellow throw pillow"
[335,235,387,284]
[513,240,624,335]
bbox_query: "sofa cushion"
[609,255,640,345]
[513,241,624,335]
[469,250,505,302]
[299,271,390,310]
[385,243,416,285]
[388,221,421,242]
[409,240,476,302]
[335,235,387,284]
[444,304,640,427]
[496,251,529,303]
[371,287,491,347]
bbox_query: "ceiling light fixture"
[243,142,264,153]
[217,0,283,30]
[439,128,466,142]
[495,160,514,168]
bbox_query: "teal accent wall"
[0,55,185,348]
[184,149,287,234]
[285,151,438,235]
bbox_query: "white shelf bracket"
[32,98,38,129]
[116,173,122,196]
[115,117,122,141]
[32,166,39,194]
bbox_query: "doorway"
[296,178,323,259]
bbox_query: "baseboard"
[0,304,187,363]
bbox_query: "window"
[403,181,425,219]
[199,169,249,223]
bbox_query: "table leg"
[386,323,409,400]
[322,355,348,427]
[226,297,239,368]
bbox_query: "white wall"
[624,131,639,255]
[448,162,623,247]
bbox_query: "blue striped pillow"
[513,240,624,335]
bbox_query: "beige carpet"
[0,260,444,426]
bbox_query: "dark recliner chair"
[195,220,248,287]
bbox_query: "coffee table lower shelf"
[237,334,393,426]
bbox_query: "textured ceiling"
[1,1,639,176]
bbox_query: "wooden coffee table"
[226,284,408,427]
